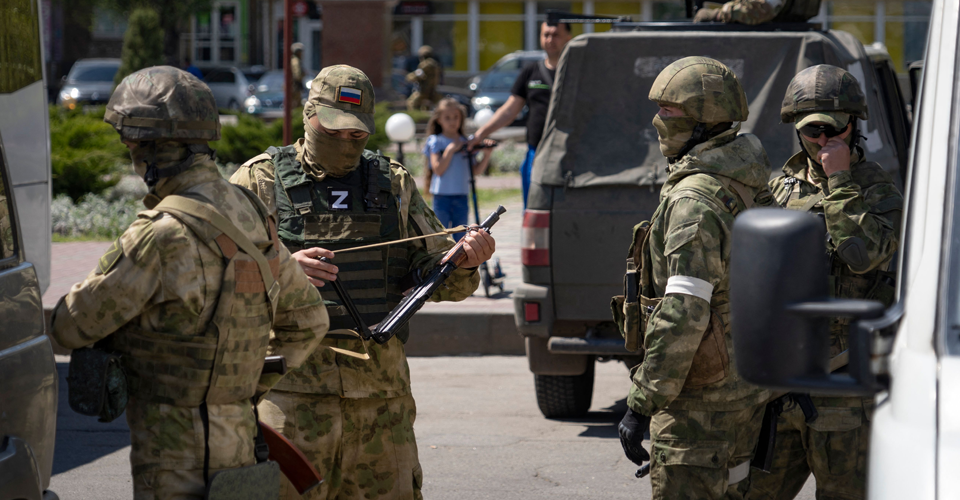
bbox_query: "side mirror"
[730,208,885,395]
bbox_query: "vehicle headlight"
[244,96,261,108]
[472,96,492,107]
[60,88,76,101]
[69,87,80,99]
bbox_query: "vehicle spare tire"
[533,359,594,419]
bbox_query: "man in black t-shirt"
[468,21,572,208]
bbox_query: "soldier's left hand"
[460,229,496,269]
[818,136,852,176]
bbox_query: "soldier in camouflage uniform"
[615,57,773,500]
[291,42,306,100]
[406,45,443,111]
[49,66,330,500]
[230,64,496,500]
[694,0,821,24]
[745,65,902,500]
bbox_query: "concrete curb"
[44,306,524,357]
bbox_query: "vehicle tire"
[534,358,595,419]
[228,99,241,111]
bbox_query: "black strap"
[200,401,211,485]
[751,396,786,472]
[791,393,820,423]
[252,398,270,463]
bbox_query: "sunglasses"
[798,122,849,139]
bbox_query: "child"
[423,98,495,240]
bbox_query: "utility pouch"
[67,345,128,423]
[612,260,643,352]
[683,310,730,388]
[205,461,280,500]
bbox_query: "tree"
[103,0,212,67]
[114,7,164,85]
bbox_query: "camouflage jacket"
[712,0,821,24]
[770,151,902,351]
[413,58,441,94]
[51,157,329,472]
[628,132,773,415]
[230,140,480,399]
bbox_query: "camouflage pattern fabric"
[650,405,765,499]
[50,157,329,498]
[781,65,868,124]
[258,391,422,500]
[649,57,749,124]
[406,57,443,111]
[627,131,773,417]
[750,147,901,500]
[291,54,305,95]
[746,396,871,500]
[695,0,821,25]
[134,466,241,500]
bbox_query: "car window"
[480,60,525,91]
[0,142,18,262]
[70,63,120,83]
[256,71,284,92]
[205,70,236,84]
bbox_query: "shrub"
[114,7,164,86]
[48,105,129,200]
[210,109,304,166]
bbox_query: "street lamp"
[385,113,416,164]
[473,107,494,129]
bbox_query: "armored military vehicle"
[514,21,911,418]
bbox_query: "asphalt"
[42,176,525,357]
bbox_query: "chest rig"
[270,146,411,335]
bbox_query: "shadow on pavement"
[52,362,130,475]
[554,398,628,439]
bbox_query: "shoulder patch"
[96,237,124,275]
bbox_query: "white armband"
[664,276,714,302]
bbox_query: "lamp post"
[473,107,494,130]
[385,113,416,164]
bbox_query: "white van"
[730,0,958,497]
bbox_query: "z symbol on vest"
[328,188,352,210]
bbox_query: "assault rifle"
[371,205,507,344]
[259,356,324,495]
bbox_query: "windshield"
[70,63,119,83]
[479,58,537,92]
[256,71,284,93]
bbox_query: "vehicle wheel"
[534,358,595,419]
[228,99,241,111]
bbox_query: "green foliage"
[48,105,129,200]
[211,109,304,165]
[51,176,147,240]
[114,7,164,85]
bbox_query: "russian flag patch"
[338,86,363,105]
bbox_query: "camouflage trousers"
[406,90,443,111]
[259,390,423,500]
[649,404,765,500]
[746,395,872,500]
[133,467,239,500]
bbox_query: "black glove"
[618,408,651,466]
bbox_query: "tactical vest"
[111,190,281,406]
[613,174,764,389]
[776,176,897,340]
[270,146,411,338]
[770,0,822,23]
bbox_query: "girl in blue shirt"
[423,98,495,240]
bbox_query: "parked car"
[1,1,58,498]
[56,58,120,110]
[730,1,956,497]
[514,23,911,419]
[470,50,544,124]
[243,69,316,118]
[202,67,252,111]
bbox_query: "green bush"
[210,109,304,165]
[49,105,129,200]
[114,7,164,86]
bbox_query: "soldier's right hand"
[291,247,338,287]
[618,408,651,466]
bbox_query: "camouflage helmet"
[291,42,304,54]
[104,66,220,142]
[649,56,749,123]
[781,64,868,128]
[418,45,434,58]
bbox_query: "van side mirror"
[730,208,885,395]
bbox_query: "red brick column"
[319,1,387,88]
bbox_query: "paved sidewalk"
[43,180,525,356]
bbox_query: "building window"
[192,0,242,66]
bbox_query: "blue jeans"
[520,145,536,209]
[432,194,469,241]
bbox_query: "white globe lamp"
[386,113,417,164]
[474,107,495,128]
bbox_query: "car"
[56,58,120,110]
[243,69,316,118]
[0,1,57,498]
[514,22,911,419]
[469,50,544,124]
[729,1,957,497]
[202,67,252,111]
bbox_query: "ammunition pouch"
[67,344,128,423]
[612,220,659,352]
[683,310,730,388]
